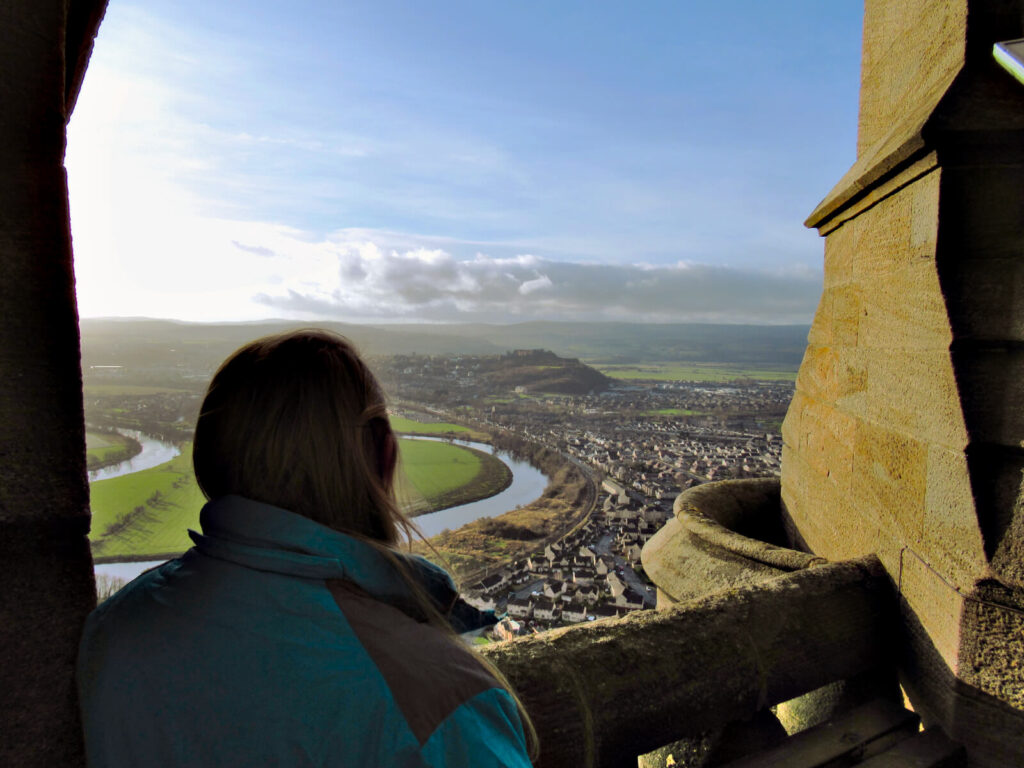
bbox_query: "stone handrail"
[483,555,894,768]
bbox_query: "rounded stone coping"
[642,479,827,605]
[675,478,827,572]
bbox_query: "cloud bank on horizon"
[65,1,861,326]
[252,232,823,324]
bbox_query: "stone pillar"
[783,2,1024,765]
[0,1,107,765]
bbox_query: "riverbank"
[390,414,488,442]
[89,447,206,559]
[413,442,597,581]
[85,430,142,471]
[402,443,512,517]
[89,434,532,563]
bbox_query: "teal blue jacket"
[77,496,532,767]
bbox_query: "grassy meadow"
[389,415,489,441]
[397,439,481,503]
[592,361,797,382]
[90,437,509,560]
[85,431,141,468]
[89,447,206,559]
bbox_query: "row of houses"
[504,591,644,624]
[465,502,664,638]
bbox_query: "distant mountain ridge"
[381,321,809,365]
[80,318,808,368]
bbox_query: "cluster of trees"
[84,392,200,443]
[488,431,590,505]
[98,490,163,542]
[85,428,142,470]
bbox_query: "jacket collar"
[189,495,458,620]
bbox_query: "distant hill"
[79,319,504,372]
[79,318,809,374]
[480,349,611,395]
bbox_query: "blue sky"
[67,1,863,323]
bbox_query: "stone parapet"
[0,2,107,766]
[788,2,1024,764]
[642,479,825,606]
[485,557,894,768]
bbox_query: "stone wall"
[782,2,1024,765]
[0,2,107,766]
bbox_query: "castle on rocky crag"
[2,2,1022,766]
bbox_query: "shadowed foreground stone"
[484,556,894,768]
[0,1,107,765]
[644,478,900,747]
[788,2,1024,763]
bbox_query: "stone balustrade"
[484,555,894,768]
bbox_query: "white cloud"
[64,6,826,326]
[251,231,822,324]
[518,275,553,295]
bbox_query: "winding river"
[88,430,181,482]
[94,432,548,583]
[408,437,549,538]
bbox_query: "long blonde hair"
[193,329,538,759]
[193,329,408,542]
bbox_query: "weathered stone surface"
[642,518,786,607]
[923,445,986,585]
[852,421,929,542]
[780,445,856,557]
[673,478,799,556]
[861,351,965,450]
[856,1,965,156]
[896,551,968,670]
[852,176,922,277]
[786,391,856,489]
[790,5,1024,765]
[0,525,96,768]
[822,218,858,288]
[795,346,871,409]
[485,558,894,768]
[0,2,106,766]
[643,480,825,607]
[958,583,1024,709]
[964,448,1024,589]
[857,262,951,351]
[794,345,840,404]
[772,670,902,741]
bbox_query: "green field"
[89,446,206,559]
[645,408,707,416]
[390,416,471,435]
[397,438,480,500]
[593,362,797,382]
[90,437,506,560]
[396,438,513,516]
[85,431,140,467]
